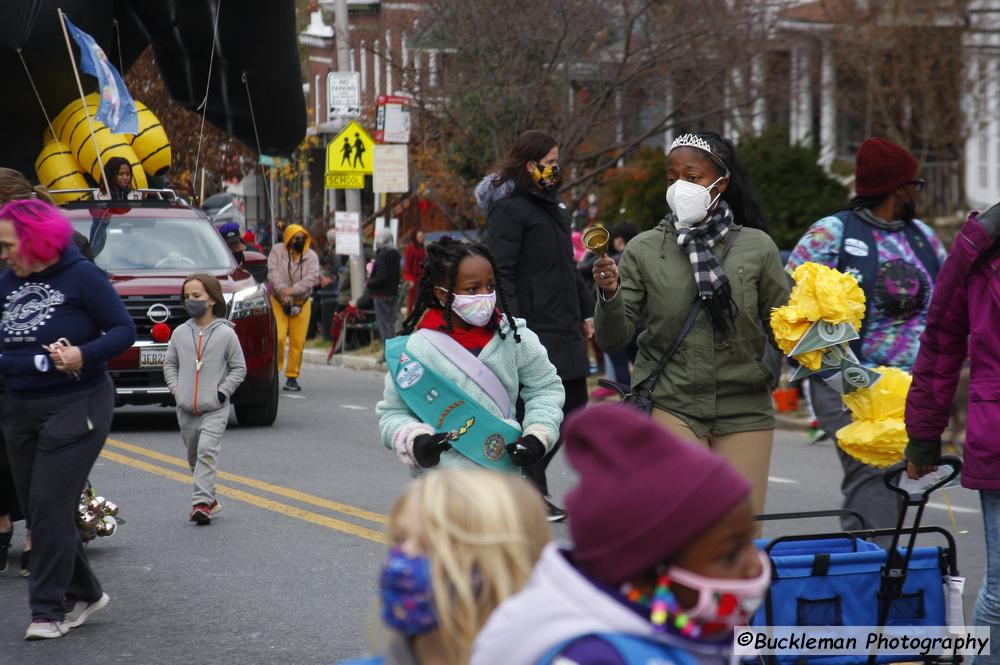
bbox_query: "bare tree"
[374,0,776,226]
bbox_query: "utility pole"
[334,0,366,301]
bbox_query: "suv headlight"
[229,285,269,320]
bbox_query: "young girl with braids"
[376,237,565,477]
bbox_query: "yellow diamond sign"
[327,120,374,175]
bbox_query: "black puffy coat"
[367,247,401,298]
[482,182,594,381]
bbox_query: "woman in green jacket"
[593,131,788,516]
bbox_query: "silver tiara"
[669,133,715,155]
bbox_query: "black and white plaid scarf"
[674,201,735,300]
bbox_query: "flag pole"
[57,8,110,198]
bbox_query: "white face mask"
[666,175,726,228]
[437,289,497,327]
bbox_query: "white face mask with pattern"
[666,175,726,228]
[436,288,497,327]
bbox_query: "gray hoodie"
[163,319,246,415]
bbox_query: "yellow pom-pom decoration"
[836,367,912,468]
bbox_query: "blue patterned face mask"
[379,548,438,636]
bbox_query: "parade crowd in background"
[1,126,999,665]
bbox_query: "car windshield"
[71,214,233,272]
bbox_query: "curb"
[302,348,383,372]
[303,348,815,432]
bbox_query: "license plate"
[139,346,168,368]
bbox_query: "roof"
[780,0,867,25]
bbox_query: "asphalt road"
[0,362,986,664]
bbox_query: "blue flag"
[64,17,138,135]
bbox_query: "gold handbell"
[96,517,117,537]
[103,501,119,517]
[582,226,610,256]
[88,498,104,512]
[94,496,106,507]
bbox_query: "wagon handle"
[882,455,962,504]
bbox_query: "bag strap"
[644,226,740,382]
[647,298,702,383]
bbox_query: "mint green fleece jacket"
[375,317,565,473]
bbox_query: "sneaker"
[807,420,828,445]
[25,619,67,640]
[20,549,30,577]
[283,378,301,392]
[189,504,212,525]
[208,500,222,515]
[543,498,566,523]
[63,592,109,629]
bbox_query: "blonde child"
[164,273,246,525]
[375,238,565,506]
[340,468,551,665]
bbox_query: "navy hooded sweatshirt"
[0,242,135,398]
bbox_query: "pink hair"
[0,199,73,265]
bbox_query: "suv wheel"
[234,371,279,427]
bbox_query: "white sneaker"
[63,592,110,629]
[25,620,67,640]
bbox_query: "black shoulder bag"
[598,299,702,414]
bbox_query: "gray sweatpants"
[177,406,230,506]
[809,379,901,532]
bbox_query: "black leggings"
[522,377,589,497]
[3,378,114,620]
[0,396,21,522]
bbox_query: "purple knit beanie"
[564,404,752,586]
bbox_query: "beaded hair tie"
[622,571,701,638]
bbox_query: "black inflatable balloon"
[0,0,305,177]
[0,0,43,48]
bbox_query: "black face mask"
[233,250,245,264]
[290,239,305,252]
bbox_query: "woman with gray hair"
[367,229,402,342]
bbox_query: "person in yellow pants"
[267,224,320,392]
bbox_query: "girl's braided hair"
[400,236,521,342]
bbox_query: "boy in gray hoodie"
[164,274,247,524]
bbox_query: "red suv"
[62,193,279,426]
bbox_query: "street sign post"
[334,211,361,257]
[372,144,409,193]
[327,72,361,120]
[375,95,411,143]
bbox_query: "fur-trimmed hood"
[475,173,515,215]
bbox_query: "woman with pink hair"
[0,199,135,640]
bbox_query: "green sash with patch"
[386,335,520,472]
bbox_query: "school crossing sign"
[326,121,373,190]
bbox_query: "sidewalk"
[302,347,382,372]
[303,348,814,432]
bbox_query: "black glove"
[505,435,545,467]
[412,433,453,468]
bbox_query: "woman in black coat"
[477,130,594,521]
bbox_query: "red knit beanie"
[564,404,751,586]
[854,137,918,197]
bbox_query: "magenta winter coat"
[905,206,1000,490]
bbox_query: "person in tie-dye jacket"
[786,138,946,532]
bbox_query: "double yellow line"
[101,438,389,544]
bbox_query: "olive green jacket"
[595,220,790,436]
